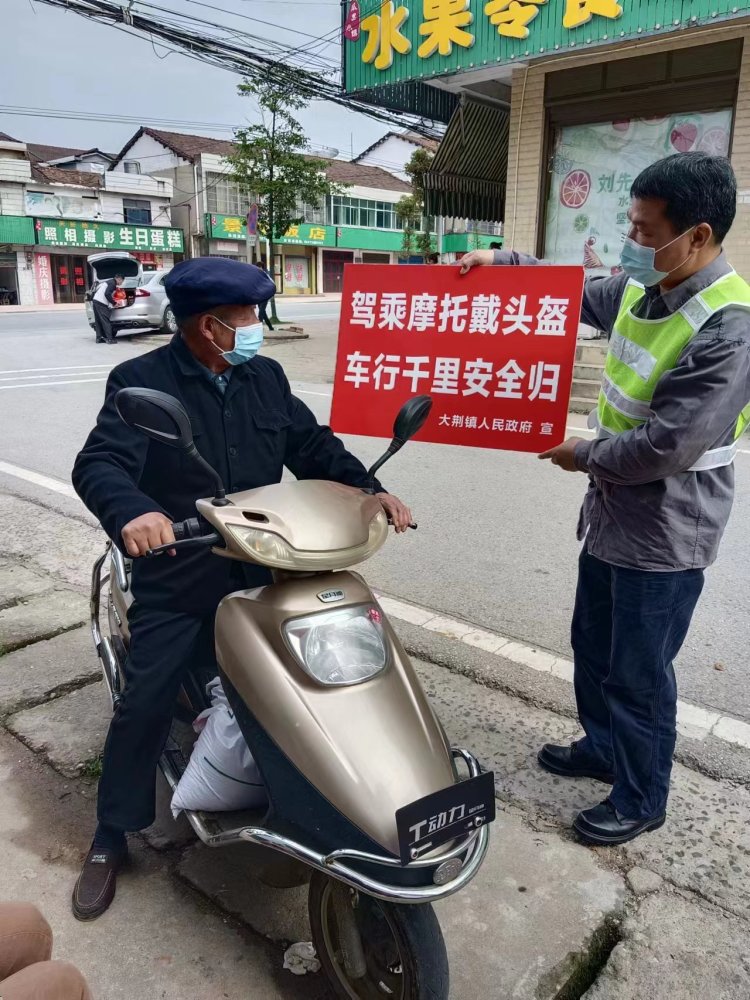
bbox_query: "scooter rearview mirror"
[115,387,194,451]
[115,388,229,506]
[393,395,433,444]
[366,395,434,486]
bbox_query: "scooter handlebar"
[145,518,220,558]
[171,517,205,542]
[149,513,415,559]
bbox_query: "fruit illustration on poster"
[670,120,699,153]
[560,169,591,209]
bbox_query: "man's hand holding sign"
[330,259,585,454]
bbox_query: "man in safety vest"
[461,152,750,846]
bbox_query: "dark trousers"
[571,548,704,821]
[258,299,274,331]
[97,605,217,831]
[93,302,115,343]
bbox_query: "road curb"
[377,593,750,756]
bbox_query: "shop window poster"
[284,256,309,290]
[543,110,732,274]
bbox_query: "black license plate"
[395,770,495,865]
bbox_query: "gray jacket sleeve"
[491,249,627,333]
[575,307,750,485]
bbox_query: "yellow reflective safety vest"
[596,270,750,472]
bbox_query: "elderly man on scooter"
[72,256,412,920]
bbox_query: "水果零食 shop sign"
[343,1,749,91]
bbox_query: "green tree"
[228,78,336,322]
[396,148,435,261]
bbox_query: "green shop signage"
[35,218,184,253]
[276,223,336,247]
[0,215,35,245]
[206,213,247,240]
[344,1,749,91]
[206,214,337,247]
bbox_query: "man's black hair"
[114,273,124,279]
[489,241,503,250]
[630,152,737,243]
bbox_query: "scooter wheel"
[308,872,449,999]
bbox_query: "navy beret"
[164,257,276,319]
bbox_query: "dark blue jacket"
[73,334,380,615]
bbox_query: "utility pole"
[246,203,258,266]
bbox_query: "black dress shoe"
[72,846,127,921]
[574,799,666,846]
[537,743,615,783]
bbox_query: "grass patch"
[79,755,103,780]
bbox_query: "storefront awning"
[424,98,509,224]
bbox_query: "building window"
[295,198,325,225]
[123,161,141,175]
[123,198,152,225]
[447,219,504,236]
[206,172,247,216]
[328,196,398,230]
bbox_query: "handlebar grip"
[171,517,203,542]
[145,530,222,559]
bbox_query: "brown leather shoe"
[72,847,127,921]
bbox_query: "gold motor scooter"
[89,387,494,1000]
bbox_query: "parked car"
[85,252,177,338]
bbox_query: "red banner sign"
[331,264,584,453]
[344,0,360,41]
[33,252,54,306]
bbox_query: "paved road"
[1,306,749,724]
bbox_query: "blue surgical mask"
[619,227,695,287]
[210,316,264,366]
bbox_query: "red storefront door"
[322,251,353,293]
[52,254,87,304]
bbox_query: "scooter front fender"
[215,572,456,857]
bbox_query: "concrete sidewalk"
[1,489,749,998]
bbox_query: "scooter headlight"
[283,605,388,686]
[226,514,389,571]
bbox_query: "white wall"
[170,164,200,254]
[199,153,232,174]
[99,190,173,226]
[103,172,173,199]
[0,183,25,216]
[16,250,36,306]
[356,136,421,181]
[344,183,406,204]
[0,159,32,184]
[111,134,185,174]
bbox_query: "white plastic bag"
[283,943,320,976]
[171,677,267,818]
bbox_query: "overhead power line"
[30,0,446,140]
[0,104,238,132]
